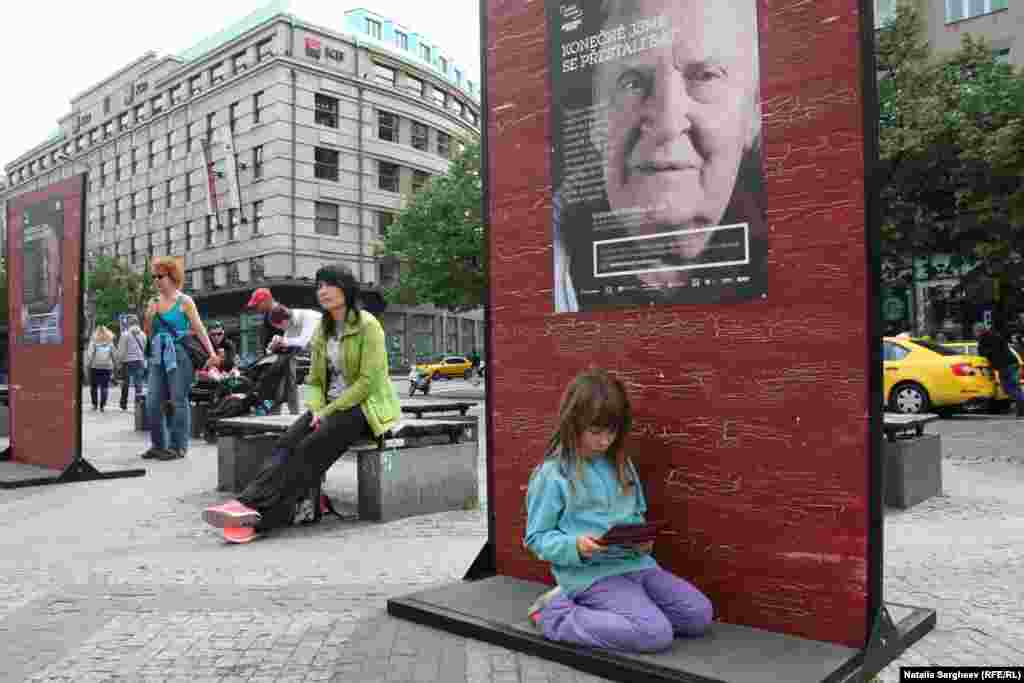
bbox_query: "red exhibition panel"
[486,1,872,648]
[6,175,85,470]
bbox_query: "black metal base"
[462,541,496,581]
[387,576,936,683]
[0,455,146,489]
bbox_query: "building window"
[148,186,155,213]
[468,110,478,127]
[250,256,265,281]
[420,44,431,62]
[315,201,340,236]
[211,62,226,85]
[233,51,248,73]
[437,131,451,158]
[412,170,430,193]
[314,147,339,181]
[203,266,215,291]
[253,145,264,179]
[190,74,203,96]
[130,237,138,263]
[374,62,396,87]
[253,91,264,124]
[165,226,172,252]
[411,122,429,151]
[315,93,339,128]
[167,131,175,161]
[946,0,1007,22]
[99,204,105,229]
[99,164,106,187]
[406,75,424,97]
[257,39,273,61]
[131,192,138,219]
[184,220,193,250]
[377,211,394,237]
[114,155,122,182]
[104,121,114,139]
[439,57,448,73]
[103,95,112,115]
[229,102,238,133]
[995,47,1011,65]
[454,68,462,83]
[152,95,165,116]
[119,113,130,130]
[431,88,447,108]
[115,197,122,225]
[148,140,156,168]
[378,111,398,142]
[170,84,183,105]
[206,112,216,144]
[90,128,101,144]
[134,103,146,121]
[395,30,408,50]
[165,179,173,208]
[185,171,192,202]
[206,215,215,246]
[147,233,154,260]
[252,200,263,234]
[78,135,87,151]
[228,262,241,286]
[366,18,382,40]
[227,208,238,241]
[184,270,194,290]
[379,258,399,287]
[378,161,400,192]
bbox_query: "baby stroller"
[203,353,295,441]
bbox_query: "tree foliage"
[87,255,155,332]
[378,140,484,312]
[877,3,1024,292]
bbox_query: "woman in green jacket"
[202,264,400,543]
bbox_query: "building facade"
[1,4,483,368]
[876,0,1018,63]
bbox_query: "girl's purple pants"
[538,567,713,653]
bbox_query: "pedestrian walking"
[202,264,400,543]
[117,315,148,411]
[523,368,713,653]
[140,257,217,461]
[975,322,1024,418]
[86,326,117,412]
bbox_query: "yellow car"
[884,337,996,414]
[942,340,1023,408]
[415,355,474,380]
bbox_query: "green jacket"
[304,309,400,437]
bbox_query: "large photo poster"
[549,0,767,312]
[20,197,65,344]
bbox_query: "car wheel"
[432,371,442,381]
[888,382,930,414]
[464,369,472,380]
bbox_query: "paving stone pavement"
[0,404,1021,681]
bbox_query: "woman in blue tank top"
[141,257,217,461]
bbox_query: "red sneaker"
[223,527,260,544]
[202,500,261,528]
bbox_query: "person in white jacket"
[117,316,148,410]
[266,304,322,414]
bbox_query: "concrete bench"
[211,414,479,523]
[882,413,941,509]
[134,394,214,438]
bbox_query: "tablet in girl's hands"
[599,521,665,546]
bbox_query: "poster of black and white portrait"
[20,198,65,344]
[548,0,767,312]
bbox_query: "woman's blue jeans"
[146,343,193,452]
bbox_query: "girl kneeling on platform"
[523,369,713,653]
[201,264,401,543]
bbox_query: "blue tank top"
[156,297,190,339]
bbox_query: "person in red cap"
[246,287,278,362]
[246,287,299,414]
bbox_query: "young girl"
[523,369,713,653]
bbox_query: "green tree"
[877,3,1024,305]
[87,255,155,332]
[378,140,484,311]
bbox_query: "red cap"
[246,288,272,309]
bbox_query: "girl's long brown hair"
[543,368,635,496]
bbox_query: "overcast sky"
[0,0,482,174]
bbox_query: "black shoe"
[100,405,105,413]
[154,448,185,461]
[91,405,98,411]
[140,447,168,460]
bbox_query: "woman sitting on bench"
[523,369,713,653]
[202,264,401,543]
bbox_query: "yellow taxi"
[942,340,1023,409]
[415,355,474,380]
[883,337,996,414]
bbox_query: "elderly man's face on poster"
[592,0,760,255]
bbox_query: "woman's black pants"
[238,407,371,532]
